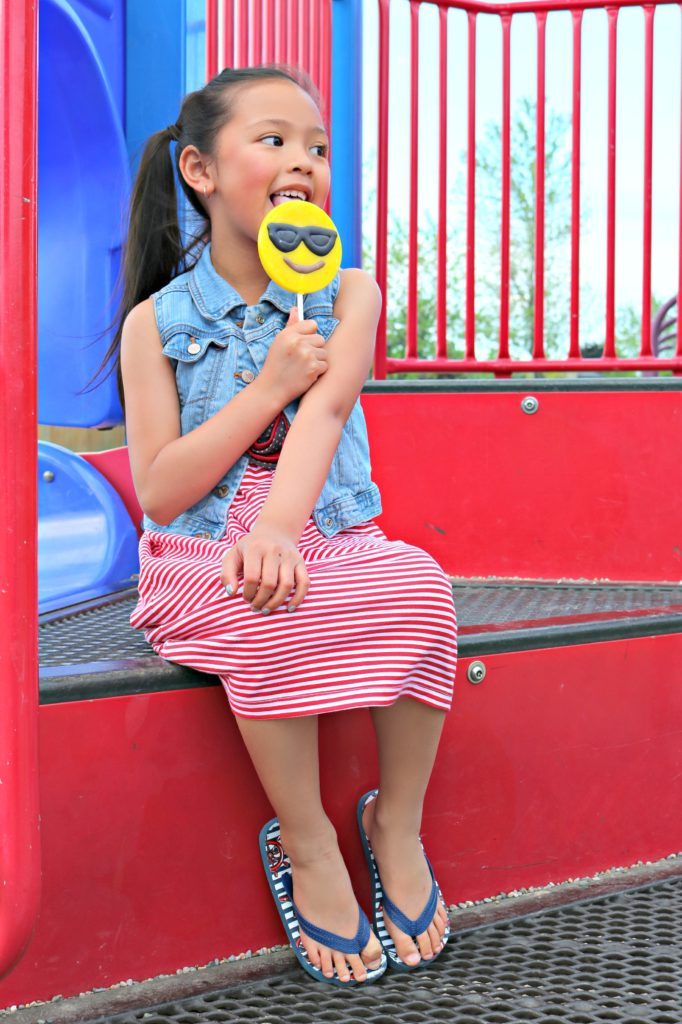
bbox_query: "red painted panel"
[2,633,682,1004]
[363,391,682,581]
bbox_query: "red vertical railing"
[373,0,682,376]
[569,8,582,358]
[0,0,41,979]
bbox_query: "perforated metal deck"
[71,873,682,1023]
[38,580,682,703]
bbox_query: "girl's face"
[204,79,330,243]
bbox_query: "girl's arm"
[121,297,290,525]
[253,267,382,542]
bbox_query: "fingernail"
[406,953,421,965]
[261,607,271,615]
[287,605,297,613]
[225,584,234,596]
[368,958,383,970]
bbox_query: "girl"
[115,64,457,987]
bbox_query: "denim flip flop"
[357,789,451,972]
[259,817,387,987]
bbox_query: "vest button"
[325,517,333,527]
[235,320,244,328]
[241,369,255,383]
[187,341,201,355]
[255,313,265,324]
[194,531,212,539]
[214,484,229,498]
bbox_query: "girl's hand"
[259,306,328,406]
[220,523,309,612]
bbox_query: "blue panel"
[331,0,363,269]
[38,0,130,428]
[126,0,186,176]
[38,442,140,614]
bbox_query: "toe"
[302,936,322,968]
[332,950,351,983]
[427,922,443,951]
[320,948,335,979]
[395,934,421,967]
[416,929,435,960]
[361,933,384,970]
[347,953,367,982]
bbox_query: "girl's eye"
[312,143,328,158]
[261,134,283,147]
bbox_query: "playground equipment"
[2,0,682,1019]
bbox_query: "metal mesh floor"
[39,582,682,669]
[80,875,682,1024]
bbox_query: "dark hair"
[84,64,323,414]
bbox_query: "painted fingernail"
[225,584,234,595]
[261,607,271,615]
[287,605,297,613]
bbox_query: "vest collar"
[188,241,297,321]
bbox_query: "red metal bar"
[302,0,312,73]
[265,0,275,62]
[251,0,262,64]
[0,0,41,979]
[604,5,618,357]
[499,13,512,362]
[221,0,234,69]
[238,0,249,66]
[412,0,663,15]
[383,356,682,371]
[640,4,654,356]
[311,0,320,84]
[206,0,218,78]
[374,0,390,379]
[569,9,582,358]
[407,1,420,359]
[437,4,448,359]
[534,11,547,359]
[277,0,288,61]
[465,12,477,359]
[679,9,682,357]
[289,0,298,66]
[321,0,332,215]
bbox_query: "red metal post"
[534,11,547,359]
[640,4,654,356]
[374,0,390,379]
[0,0,41,980]
[221,0,234,69]
[569,8,582,358]
[206,0,218,78]
[289,0,299,67]
[251,0,262,65]
[499,13,512,362]
[265,0,276,62]
[465,11,477,360]
[604,5,618,357]
[238,0,249,66]
[437,4,449,360]
[407,0,420,360]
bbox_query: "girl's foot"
[280,822,384,983]
[361,797,449,968]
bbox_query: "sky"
[361,0,680,329]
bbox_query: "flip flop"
[357,789,451,972]
[259,817,387,987]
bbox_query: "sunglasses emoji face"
[258,199,342,293]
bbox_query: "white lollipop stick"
[297,292,304,320]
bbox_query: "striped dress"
[130,411,457,719]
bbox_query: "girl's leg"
[363,698,451,967]
[235,714,384,982]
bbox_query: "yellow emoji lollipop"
[258,199,342,318]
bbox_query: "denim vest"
[141,241,382,540]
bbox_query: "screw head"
[521,396,539,415]
[42,470,55,482]
[467,660,487,684]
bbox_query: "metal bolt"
[467,660,487,684]
[42,470,55,482]
[521,396,539,415]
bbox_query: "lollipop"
[258,199,342,319]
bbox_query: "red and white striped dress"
[130,412,457,719]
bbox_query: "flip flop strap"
[280,871,371,955]
[382,859,439,938]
